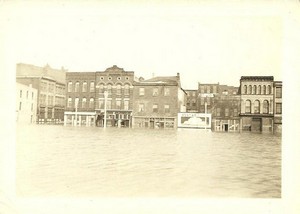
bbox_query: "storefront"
[64,111,96,126]
[96,110,132,128]
[133,116,176,129]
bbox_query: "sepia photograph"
[1,0,300,213]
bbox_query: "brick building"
[64,65,135,127]
[16,63,66,123]
[186,89,198,112]
[132,73,186,129]
[239,76,274,132]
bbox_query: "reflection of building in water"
[239,76,275,133]
[64,65,134,127]
[132,73,187,129]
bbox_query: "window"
[234,108,238,117]
[164,104,170,113]
[108,77,112,80]
[75,82,80,92]
[192,100,196,107]
[117,77,121,80]
[263,100,269,114]
[263,85,266,94]
[67,98,72,108]
[200,97,204,105]
[26,91,29,99]
[200,86,204,93]
[217,108,221,116]
[124,100,129,110]
[244,85,247,94]
[254,100,260,113]
[213,86,217,93]
[253,85,257,94]
[248,85,252,95]
[90,82,95,92]
[31,103,33,111]
[124,84,130,95]
[153,104,158,113]
[32,92,34,99]
[207,98,211,105]
[19,102,22,110]
[164,88,170,96]
[75,97,79,108]
[225,108,229,117]
[267,85,271,94]
[138,103,144,112]
[116,99,121,109]
[20,90,22,98]
[139,88,145,96]
[245,100,251,113]
[106,100,112,109]
[116,84,122,95]
[153,88,158,96]
[99,84,104,93]
[82,82,87,92]
[89,98,94,108]
[276,103,282,114]
[82,98,87,108]
[98,99,104,109]
[258,85,261,94]
[107,84,112,94]
[276,87,282,98]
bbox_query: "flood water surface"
[16,125,281,198]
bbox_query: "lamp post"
[104,91,108,128]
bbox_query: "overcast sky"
[1,1,298,89]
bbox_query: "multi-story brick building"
[16,83,38,124]
[239,76,274,132]
[16,63,66,123]
[132,73,186,129]
[273,81,282,134]
[186,89,198,112]
[64,65,135,127]
[196,83,240,131]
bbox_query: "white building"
[16,83,38,124]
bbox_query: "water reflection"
[16,125,281,198]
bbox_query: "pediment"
[104,65,124,73]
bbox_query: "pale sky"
[0,0,296,90]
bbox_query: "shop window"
[263,100,269,114]
[245,100,251,113]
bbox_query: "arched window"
[67,97,72,108]
[82,97,87,108]
[75,82,80,92]
[82,82,87,92]
[89,98,94,109]
[99,84,104,93]
[245,100,251,113]
[107,84,112,94]
[263,85,266,95]
[253,85,257,94]
[248,85,252,95]
[263,100,269,114]
[116,84,122,95]
[254,100,260,113]
[124,84,130,95]
[68,82,72,92]
[90,82,95,92]
[258,85,261,94]
[267,85,271,94]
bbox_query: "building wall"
[16,83,38,124]
[273,81,282,134]
[186,90,198,112]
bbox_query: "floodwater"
[16,125,281,198]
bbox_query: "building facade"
[16,63,66,124]
[239,76,274,132]
[186,90,198,112]
[64,65,135,127]
[273,81,282,134]
[16,83,38,124]
[132,73,186,129]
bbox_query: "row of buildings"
[16,63,282,133]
